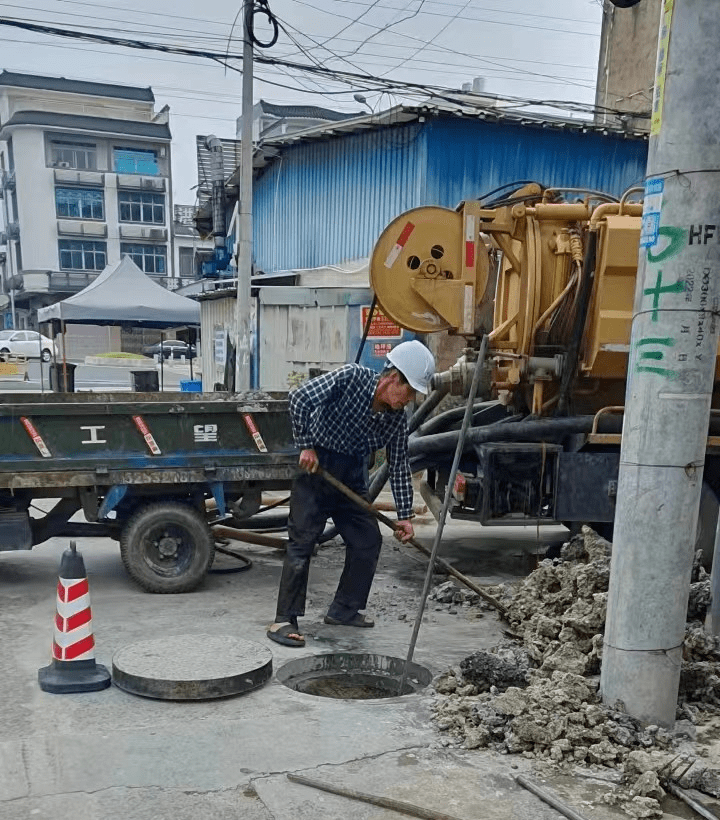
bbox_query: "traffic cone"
[38,541,111,694]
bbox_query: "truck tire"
[578,482,718,570]
[120,502,215,593]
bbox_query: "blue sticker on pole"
[640,177,664,248]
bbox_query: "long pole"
[600,0,720,726]
[234,0,253,392]
[398,337,488,693]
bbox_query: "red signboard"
[361,307,403,339]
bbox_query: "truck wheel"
[120,503,215,593]
[571,482,718,569]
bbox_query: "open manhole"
[277,652,432,699]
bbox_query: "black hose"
[556,229,598,415]
[355,295,377,364]
[407,414,622,457]
[415,400,505,437]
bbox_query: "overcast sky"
[1,0,604,203]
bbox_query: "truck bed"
[0,391,298,490]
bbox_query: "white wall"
[14,128,57,270]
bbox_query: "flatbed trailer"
[0,391,298,592]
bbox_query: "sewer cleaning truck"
[368,182,720,554]
[0,391,297,592]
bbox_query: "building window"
[118,191,165,224]
[121,243,166,274]
[56,188,104,220]
[178,247,194,277]
[51,141,97,170]
[114,148,158,175]
[59,240,106,271]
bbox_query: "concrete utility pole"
[234,0,254,392]
[601,0,720,726]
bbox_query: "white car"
[0,330,57,362]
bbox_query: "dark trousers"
[275,448,382,624]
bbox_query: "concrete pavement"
[0,512,586,820]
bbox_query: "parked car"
[142,340,196,360]
[0,330,57,362]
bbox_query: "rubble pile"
[431,526,720,817]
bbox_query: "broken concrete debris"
[431,526,720,818]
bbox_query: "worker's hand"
[394,519,414,543]
[298,448,319,474]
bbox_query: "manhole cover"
[112,634,272,700]
[277,652,431,700]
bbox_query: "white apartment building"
[0,70,174,329]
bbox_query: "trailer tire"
[120,502,215,593]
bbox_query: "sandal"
[323,613,375,628]
[267,623,305,647]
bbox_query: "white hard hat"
[386,340,435,394]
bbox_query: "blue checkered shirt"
[289,364,413,520]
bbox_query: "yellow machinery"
[371,184,644,416]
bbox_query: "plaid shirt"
[289,364,413,519]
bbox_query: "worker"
[267,340,435,647]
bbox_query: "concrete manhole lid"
[112,634,272,700]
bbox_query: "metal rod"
[666,782,718,820]
[514,775,590,820]
[212,525,287,550]
[315,467,506,616]
[287,773,468,820]
[398,335,489,694]
[234,0,253,392]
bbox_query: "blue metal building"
[253,103,648,275]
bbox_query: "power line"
[0,16,621,118]
[288,0,598,81]
[5,1,600,92]
[329,0,599,27]
[336,0,429,59]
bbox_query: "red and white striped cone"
[38,541,111,694]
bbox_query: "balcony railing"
[4,270,171,296]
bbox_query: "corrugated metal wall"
[199,295,238,391]
[254,123,426,274]
[253,116,648,274]
[422,118,648,205]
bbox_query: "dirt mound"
[431,526,720,817]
